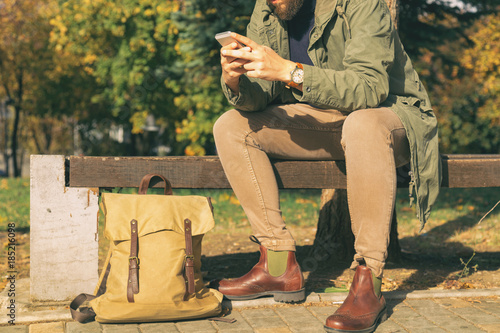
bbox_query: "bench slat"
[68,154,500,189]
[68,156,348,189]
[441,155,500,188]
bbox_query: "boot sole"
[223,288,306,303]
[323,307,387,333]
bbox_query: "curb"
[226,287,500,308]
[2,279,500,324]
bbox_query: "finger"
[232,61,251,72]
[222,41,243,51]
[223,59,249,72]
[231,58,249,66]
[222,48,254,62]
[230,32,260,50]
[224,66,247,78]
[222,46,252,58]
[222,55,249,67]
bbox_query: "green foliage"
[1,0,498,158]
[170,0,253,155]
[51,1,182,134]
[462,13,500,127]
[398,1,500,153]
[0,0,97,177]
[49,0,253,156]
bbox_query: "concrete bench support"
[30,155,99,302]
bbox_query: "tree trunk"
[311,0,401,265]
[311,189,355,263]
[11,72,22,177]
[11,103,21,177]
[1,98,10,176]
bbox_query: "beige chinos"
[213,103,410,277]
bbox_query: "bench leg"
[30,155,99,302]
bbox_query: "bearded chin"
[269,0,304,21]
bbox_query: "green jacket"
[222,0,441,228]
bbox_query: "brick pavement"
[1,294,500,332]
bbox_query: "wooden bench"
[29,154,500,302]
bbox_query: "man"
[212,0,441,331]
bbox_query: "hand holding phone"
[215,31,248,63]
[215,31,245,48]
[216,31,252,93]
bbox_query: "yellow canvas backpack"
[70,174,223,323]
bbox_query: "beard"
[267,0,305,21]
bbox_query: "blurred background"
[0,0,498,177]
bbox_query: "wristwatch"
[287,63,304,89]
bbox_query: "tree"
[49,0,254,156]
[49,0,180,155]
[427,11,500,154]
[0,0,106,176]
[169,0,253,155]
[397,1,499,154]
[0,0,55,176]
[459,12,499,145]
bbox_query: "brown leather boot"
[213,245,305,303]
[325,265,387,332]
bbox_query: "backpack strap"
[70,293,97,323]
[127,219,140,303]
[184,218,195,300]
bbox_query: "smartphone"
[215,31,246,63]
[215,31,245,48]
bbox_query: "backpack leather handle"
[138,174,173,195]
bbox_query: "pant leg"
[341,108,410,278]
[213,104,347,251]
[213,103,410,276]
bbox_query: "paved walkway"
[1,279,500,332]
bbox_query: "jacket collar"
[315,0,338,23]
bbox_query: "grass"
[1,178,499,245]
[0,177,499,291]
[2,178,499,270]
[0,178,30,231]
[95,187,324,231]
[179,188,324,230]
[395,187,500,253]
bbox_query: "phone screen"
[215,31,244,48]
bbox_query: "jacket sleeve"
[295,0,395,112]
[221,3,277,112]
[221,75,276,112]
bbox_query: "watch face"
[292,68,304,84]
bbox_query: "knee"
[213,109,238,142]
[213,109,249,145]
[342,109,391,145]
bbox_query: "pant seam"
[243,130,277,244]
[382,128,400,258]
[262,124,342,132]
[349,126,399,274]
[365,129,397,272]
